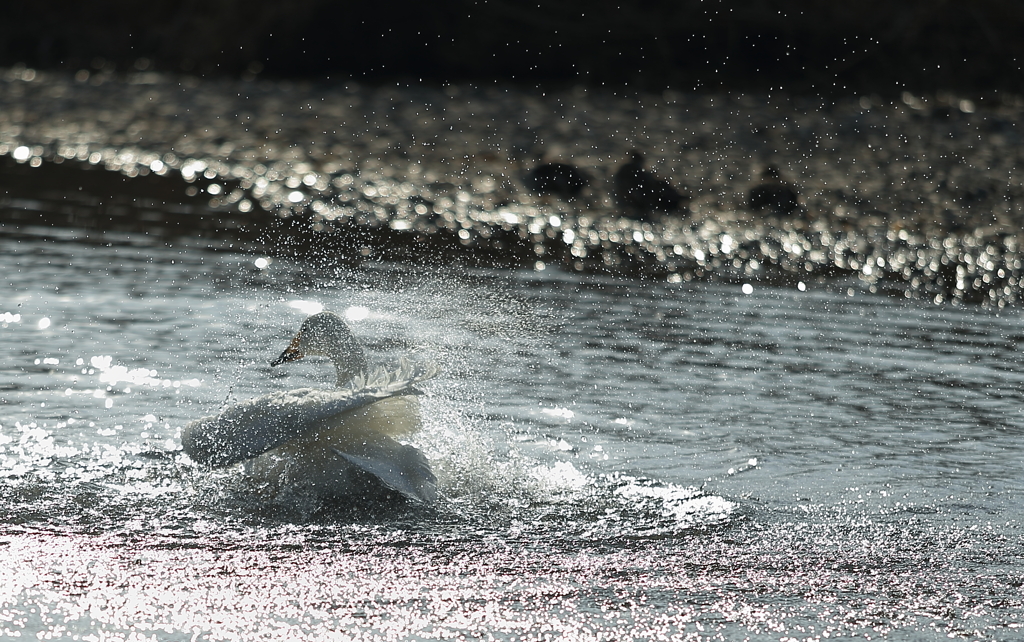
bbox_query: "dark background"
[2,0,1022,94]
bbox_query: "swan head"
[271,311,368,384]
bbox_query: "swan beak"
[271,335,304,366]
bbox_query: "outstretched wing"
[182,360,438,468]
[332,437,438,503]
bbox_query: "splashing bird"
[181,311,438,503]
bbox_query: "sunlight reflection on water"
[1,236,1024,640]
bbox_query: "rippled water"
[2,234,1024,640]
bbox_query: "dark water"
[2,70,1024,640]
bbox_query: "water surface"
[2,234,1024,640]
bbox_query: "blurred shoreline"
[1,69,1022,306]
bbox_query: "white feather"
[182,361,438,469]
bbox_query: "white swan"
[181,311,438,503]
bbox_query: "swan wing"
[182,361,438,468]
[331,439,437,503]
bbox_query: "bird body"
[181,311,438,503]
[749,165,800,214]
[241,393,436,503]
[613,151,687,217]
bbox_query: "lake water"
[2,233,1023,641]
[2,69,1024,641]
